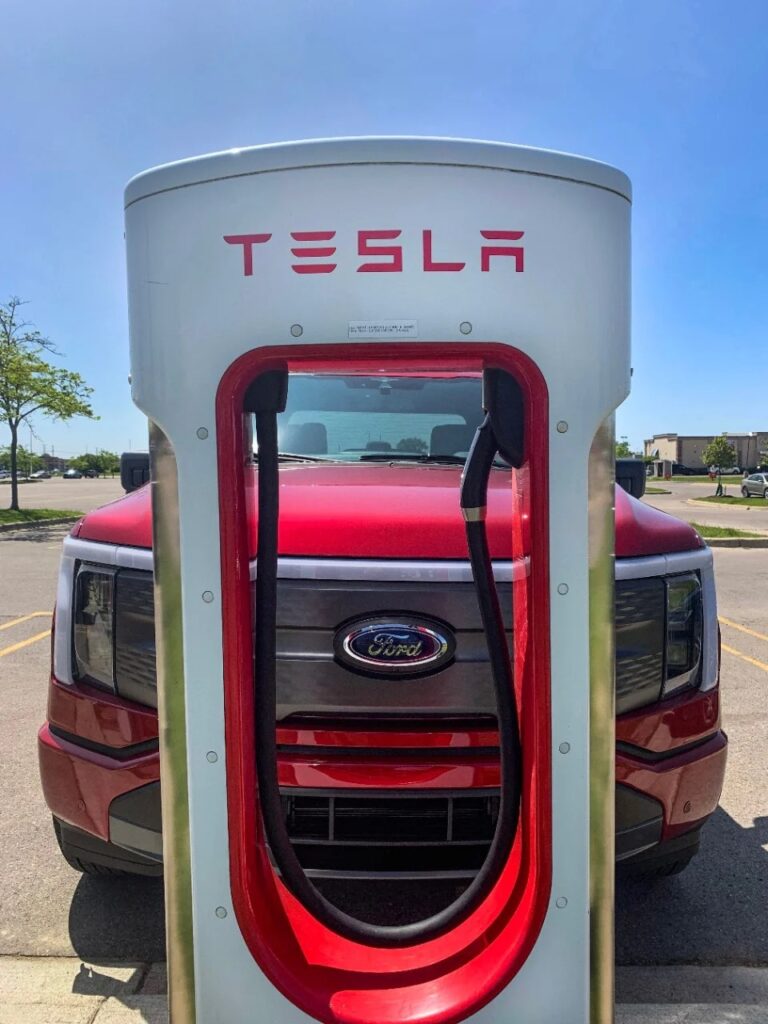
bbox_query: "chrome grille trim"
[56,538,717,700]
[57,538,527,582]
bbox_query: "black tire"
[618,828,700,881]
[53,818,162,878]
[763,489,768,500]
[742,487,749,497]
[622,852,696,880]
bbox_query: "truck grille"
[274,577,508,718]
[108,564,667,883]
[282,789,500,879]
[615,577,665,714]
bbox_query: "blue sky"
[2,0,767,458]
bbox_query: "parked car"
[709,465,741,475]
[63,468,82,479]
[741,473,768,499]
[38,372,726,892]
[82,468,99,478]
[30,470,52,479]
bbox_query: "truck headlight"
[663,573,702,697]
[73,565,116,691]
[615,572,703,714]
[73,564,157,707]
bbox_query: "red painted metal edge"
[37,724,159,839]
[216,343,552,1024]
[48,676,159,749]
[616,731,727,841]
[616,688,720,754]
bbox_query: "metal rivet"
[215,906,228,919]
[202,591,214,604]
[206,751,218,763]
[196,427,209,440]
[556,421,568,434]
[684,801,692,813]
[556,896,568,909]
[557,583,569,596]
[290,324,303,337]
[559,742,571,755]
[459,321,472,335]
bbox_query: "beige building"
[644,432,768,471]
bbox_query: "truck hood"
[73,463,703,559]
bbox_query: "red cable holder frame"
[215,342,552,1024]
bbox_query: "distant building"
[644,432,768,471]
[40,453,69,473]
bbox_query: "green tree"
[69,453,102,475]
[701,435,737,472]
[97,450,120,476]
[0,445,43,475]
[701,435,737,494]
[397,436,428,453]
[615,439,634,458]
[68,450,119,476]
[0,297,96,510]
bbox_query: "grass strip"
[692,495,768,507]
[690,521,765,539]
[0,508,81,525]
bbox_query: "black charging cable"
[247,366,523,947]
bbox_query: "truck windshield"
[271,374,485,462]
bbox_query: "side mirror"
[615,459,646,499]
[120,451,150,493]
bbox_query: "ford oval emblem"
[335,615,456,677]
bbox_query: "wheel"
[742,487,749,497]
[763,489,768,500]
[53,818,162,878]
[623,851,696,880]
[618,828,700,881]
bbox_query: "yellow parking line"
[0,611,51,631]
[721,642,768,674]
[0,626,51,659]
[719,616,768,645]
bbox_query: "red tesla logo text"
[223,230,524,276]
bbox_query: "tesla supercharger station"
[124,138,630,1024]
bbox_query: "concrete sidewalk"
[2,958,767,1023]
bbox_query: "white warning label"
[348,319,419,339]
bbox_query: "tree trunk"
[9,422,19,511]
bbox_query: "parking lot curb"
[705,537,768,548]
[2,960,768,1023]
[0,516,81,534]
[688,497,768,514]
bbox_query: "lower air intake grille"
[282,789,500,879]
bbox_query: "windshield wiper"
[359,453,467,464]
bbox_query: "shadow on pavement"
[0,524,74,544]
[68,874,166,961]
[71,961,146,996]
[65,808,768,968]
[617,808,768,965]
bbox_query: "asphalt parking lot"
[646,479,768,534]
[0,480,766,968]
[1,476,124,514]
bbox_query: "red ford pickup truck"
[38,372,727,895]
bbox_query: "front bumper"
[39,679,728,876]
